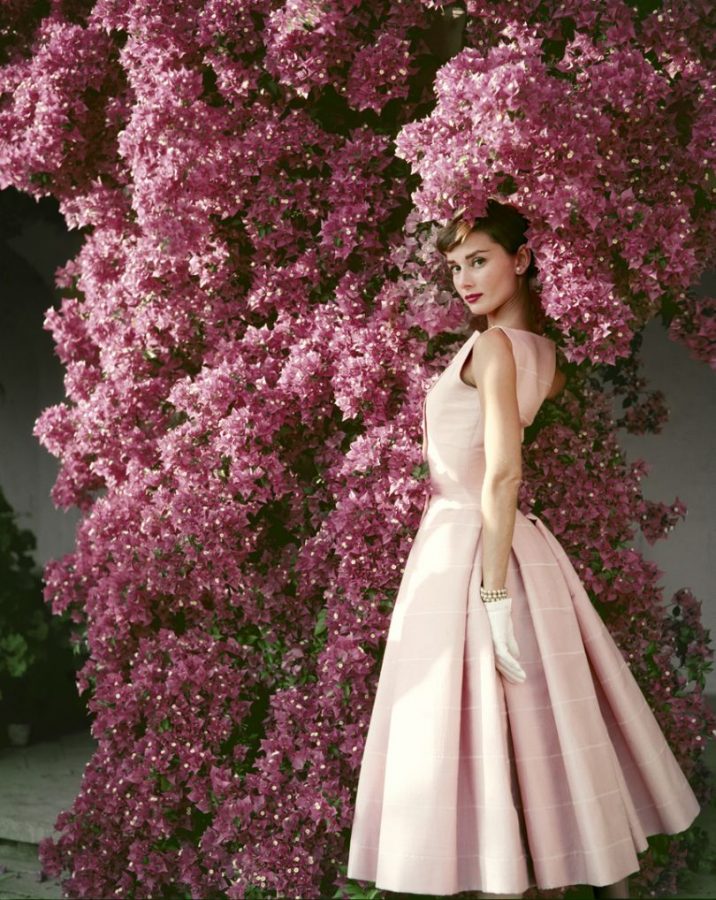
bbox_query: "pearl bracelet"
[480,586,509,603]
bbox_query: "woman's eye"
[450,258,484,275]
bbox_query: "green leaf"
[411,462,429,480]
[333,881,383,899]
[0,634,32,678]
[314,607,327,637]
[158,774,172,792]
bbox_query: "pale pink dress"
[346,325,700,896]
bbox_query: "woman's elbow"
[483,468,522,491]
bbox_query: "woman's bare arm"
[471,329,523,591]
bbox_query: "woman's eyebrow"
[446,248,491,263]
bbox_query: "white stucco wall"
[615,312,716,690]
[1,216,82,568]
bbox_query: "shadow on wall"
[0,187,83,568]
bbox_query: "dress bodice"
[421,325,556,505]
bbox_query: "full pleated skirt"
[346,499,700,896]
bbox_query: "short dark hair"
[436,198,538,280]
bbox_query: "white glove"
[484,596,526,684]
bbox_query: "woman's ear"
[516,243,531,275]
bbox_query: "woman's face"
[444,229,529,317]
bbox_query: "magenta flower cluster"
[395,0,716,366]
[0,1,713,898]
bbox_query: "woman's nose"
[457,270,473,291]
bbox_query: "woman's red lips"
[466,293,483,300]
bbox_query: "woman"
[346,200,700,899]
